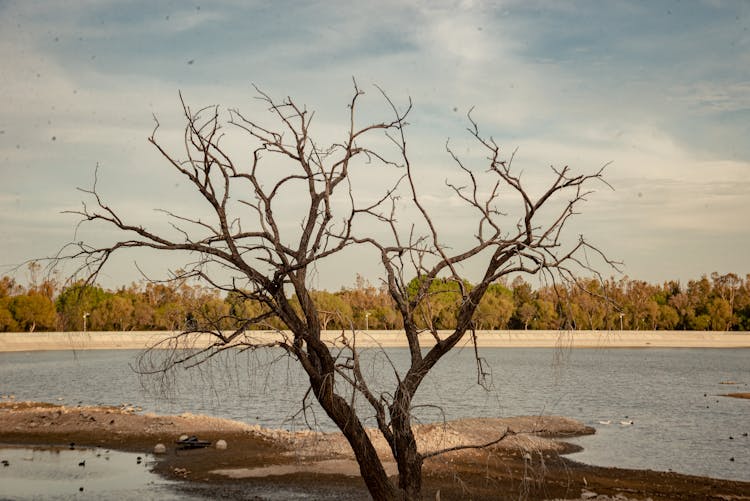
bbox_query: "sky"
[1,0,749,291]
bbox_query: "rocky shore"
[1,402,749,500]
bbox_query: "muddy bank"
[1,402,749,500]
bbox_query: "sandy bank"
[1,329,749,352]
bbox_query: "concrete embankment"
[1,330,749,352]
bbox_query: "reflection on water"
[0,446,196,500]
[0,346,748,482]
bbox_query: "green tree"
[657,304,680,330]
[310,290,353,330]
[510,277,536,329]
[90,293,135,331]
[10,293,57,332]
[734,275,750,330]
[707,298,732,331]
[406,277,465,331]
[0,296,19,331]
[473,283,514,329]
[55,282,108,331]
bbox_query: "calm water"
[0,346,748,483]
[0,447,197,501]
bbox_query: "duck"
[620,420,634,426]
[598,420,612,425]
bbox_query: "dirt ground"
[1,401,749,500]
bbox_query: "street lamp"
[83,312,90,333]
[365,312,370,331]
[619,313,624,331]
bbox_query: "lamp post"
[83,312,90,333]
[619,313,624,331]
[365,312,370,331]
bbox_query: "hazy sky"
[1,1,748,290]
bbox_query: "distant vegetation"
[1,266,748,333]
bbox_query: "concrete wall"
[1,329,749,352]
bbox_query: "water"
[0,347,748,483]
[0,446,199,500]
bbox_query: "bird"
[598,420,611,425]
[620,420,634,426]
[78,460,86,467]
[1,460,9,467]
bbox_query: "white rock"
[154,443,167,454]
[179,434,189,441]
[215,439,227,450]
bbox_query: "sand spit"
[0,401,589,484]
[0,401,588,461]
[1,329,750,352]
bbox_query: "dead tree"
[63,83,616,500]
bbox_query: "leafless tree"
[62,82,616,500]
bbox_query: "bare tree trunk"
[309,370,398,500]
[391,403,423,500]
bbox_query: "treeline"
[1,270,749,332]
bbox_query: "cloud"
[1,0,749,287]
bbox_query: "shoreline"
[1,402,749,500]
[0,402,750,501]
[1,329,750,352]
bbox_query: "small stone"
[215,439,227,450]
[154,443,167,454]
[179,434,189,441]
